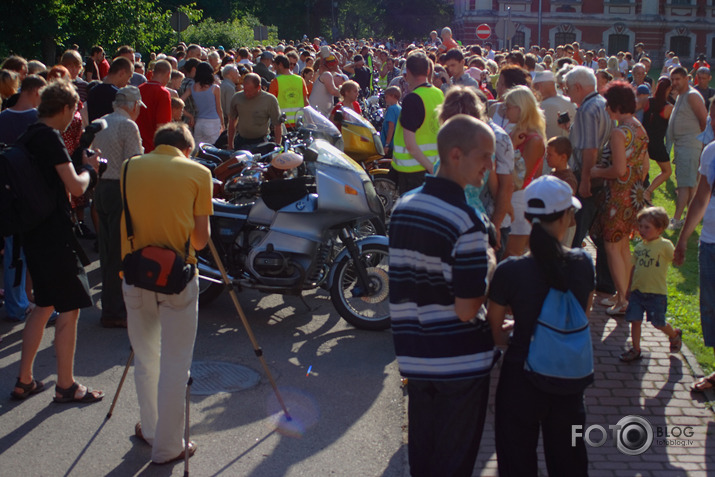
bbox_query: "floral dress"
[592,121,649,243]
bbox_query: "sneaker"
[620,347,643,362]
[670,329,683,353]
[667,218,684,230]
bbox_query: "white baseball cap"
[525,176,581,215]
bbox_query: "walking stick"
[184,376,193,477]
[106,349,134,419]
[207,238,292,421]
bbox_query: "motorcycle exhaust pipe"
[198,262,233,284]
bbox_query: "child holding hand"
[620,207,682,362]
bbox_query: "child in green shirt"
[620,206,682,362]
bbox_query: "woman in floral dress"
[591,81,649,315]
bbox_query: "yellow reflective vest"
[393,85,444,172]
[276,74,305,126]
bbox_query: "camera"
[557,111,570,125]
[72,119,108,177]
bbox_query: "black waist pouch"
[122,246,194,295]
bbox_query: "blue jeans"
[625,290,667,327]
[699,242,715,347]
[3,236,29,320]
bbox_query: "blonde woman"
[503,85,546,258]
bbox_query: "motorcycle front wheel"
[372,177,398,227]
[330,243,390,331]
[197,249,225,305]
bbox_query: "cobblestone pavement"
[469,241,715,477]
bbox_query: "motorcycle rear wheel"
[330,243,390,331]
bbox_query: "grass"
[648,160,714,374]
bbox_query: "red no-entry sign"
[476,24,491,40]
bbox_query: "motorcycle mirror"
[279,112,287,124]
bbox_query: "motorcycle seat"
[213,200,253,217]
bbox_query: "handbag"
[121,157,194,294]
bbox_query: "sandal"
[670,329,683,353]
[53,382,105,404]
[153,441,197,465]
[691,373,715,393]
[606,302,629,316]
[600,295,617,307]
[10,378,45,400]
[135,422,150,446]
[620,348,642,362]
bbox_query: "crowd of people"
[1,26,715,473]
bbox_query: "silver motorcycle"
[198,137,391,331]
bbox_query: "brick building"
[452,0,715,66]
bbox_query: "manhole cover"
[189,361,261,396]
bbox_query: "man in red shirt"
[136,60,172,152]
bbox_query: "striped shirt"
[389,176,495,381]
[569,91,612,175]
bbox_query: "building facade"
[453,0,715,65]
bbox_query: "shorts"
[673,140,703,188]
[510,189,531,236]
[625,290,667,327]
[699,241,715,347]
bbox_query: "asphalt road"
[0,253,407,476]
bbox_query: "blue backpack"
[525,288,594,395]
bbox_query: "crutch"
[207,238,292,421]
[106,349,134,420]
[184,376,193,477]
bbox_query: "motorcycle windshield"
[340,107,375,132]
[298,106,341,137]
[308,139,370,179]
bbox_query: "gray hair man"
[91,86,145,328]
[563,65,615,293]
[220,64,240,125]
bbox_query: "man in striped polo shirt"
[389,115,497,477]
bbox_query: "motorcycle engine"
[253,251,291,276]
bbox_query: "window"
[512,31,526,49]
[670,36,691,57]
[608,34,630,55]
[670,0,692,4]
[555,32,576,46]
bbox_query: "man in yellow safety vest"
[268,54,309,128]
[392,51,444,195]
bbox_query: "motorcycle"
[197,137,391,331]
[328,107,398,226]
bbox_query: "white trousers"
[193,117,221,146]
[123,276,198,462]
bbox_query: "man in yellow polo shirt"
[120,122,212,465]
[268,54,308,128]
[393,51,444,195]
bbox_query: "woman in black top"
[11,80,104,404]
[642,77,674,201]
[488,176,595,477]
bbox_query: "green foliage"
[0,0,203,63]
[182,16,278,50]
